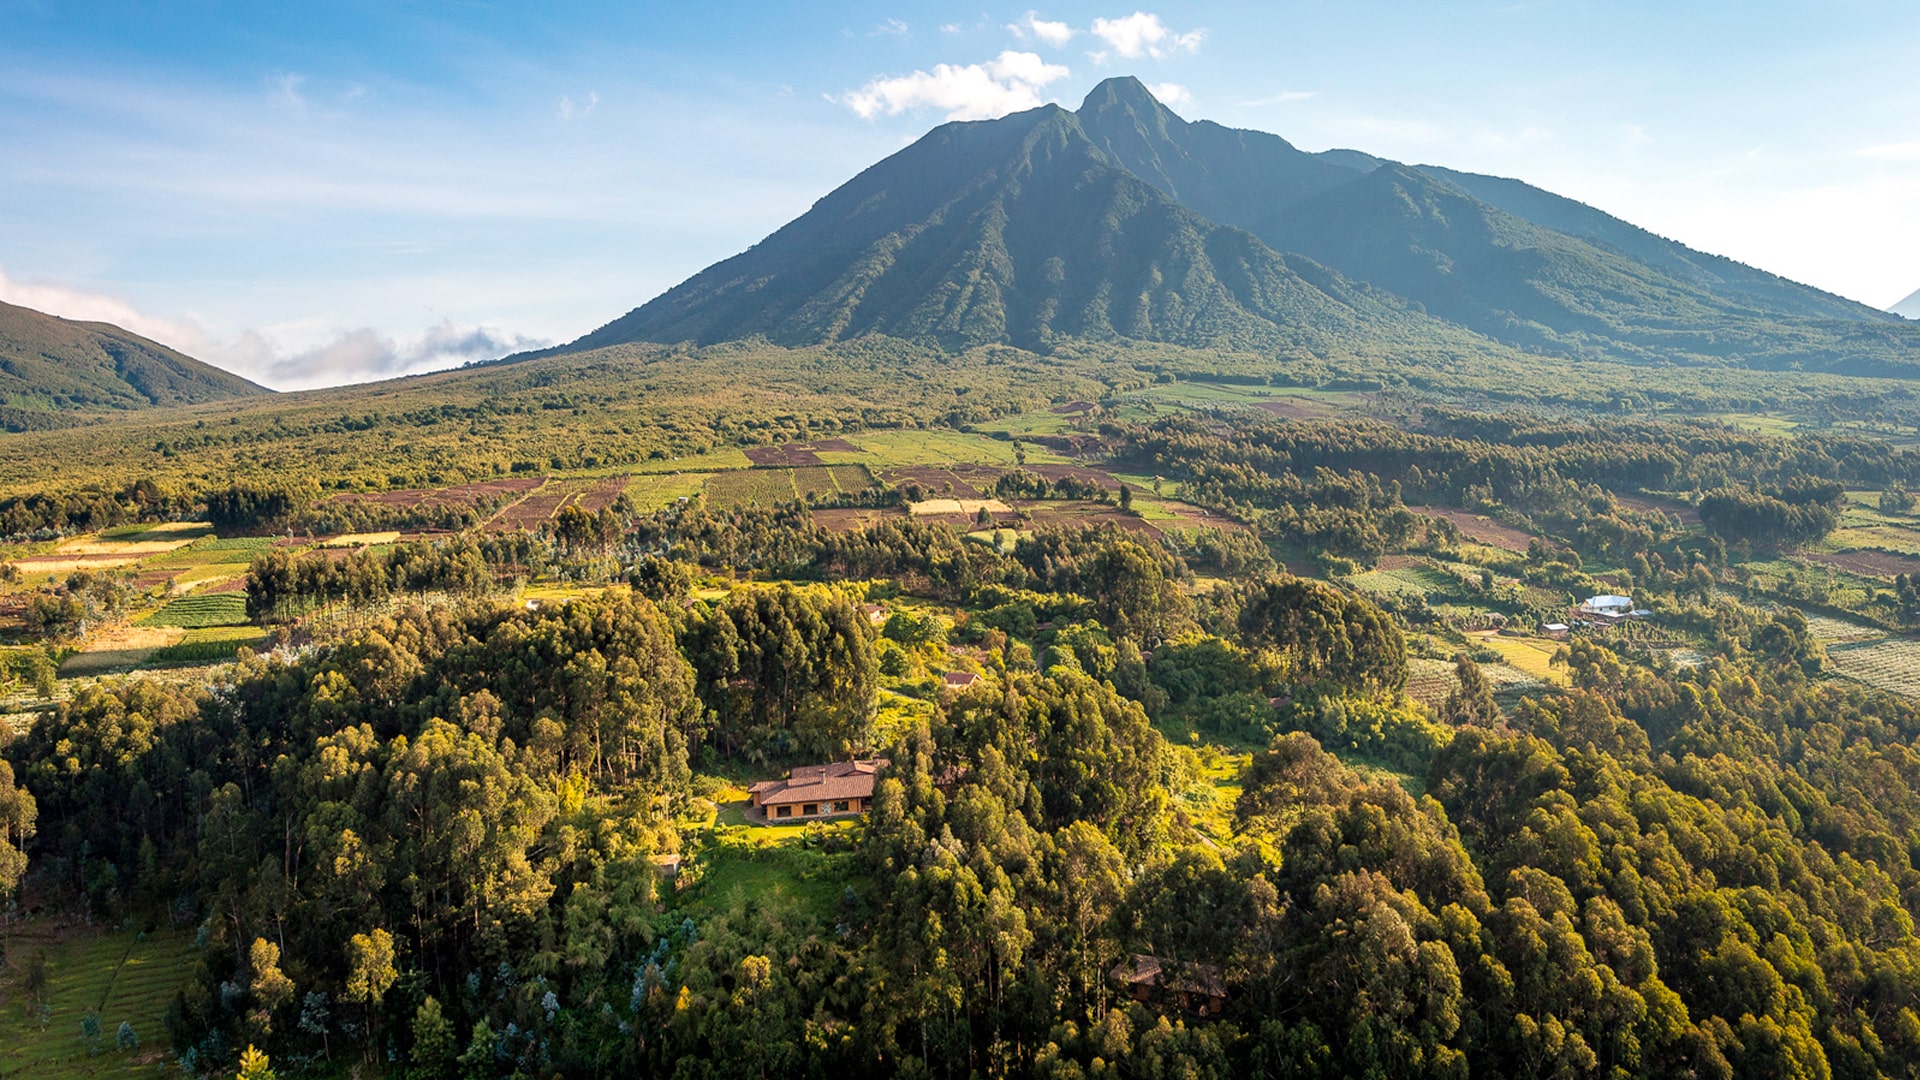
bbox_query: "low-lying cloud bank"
[0,267,546,391]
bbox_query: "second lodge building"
[748,759,889,820]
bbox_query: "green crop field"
[705,469,798,508]
[141,592,249,628]
[823,429,1022,467]
[145,626,269,666]
[1343,565,1454,600]
[0,922,196,1078]
[623,472,714,510]
[824,463,877,492]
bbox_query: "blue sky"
[2,1,1917,389]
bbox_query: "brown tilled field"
[1254,399,1327,420]
[1806,549,1920,578]
[332,475,546,511]
[744,445,823,466]
[881,464,1004,498]
[1614,493,1701,525]
[1411,507,1535,553]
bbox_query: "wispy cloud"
[870,18,910,37]
[557,90,599,121]
[1007,11,1076,48]
[1088,12,1204,62]
[270,72,307,113]
[837,51,1071,121]
[1238,90,1316,107]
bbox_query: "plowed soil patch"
[1807,550,1920,577]
[1411,507,1534,553]
[745,445,823,466]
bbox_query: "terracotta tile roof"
[751,758,889,806]
[944,671,981,688]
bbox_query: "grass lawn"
[0,921,196,1078]
[1475,635,1569,686]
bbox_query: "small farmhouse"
[1109,954,1228,1017]
[944,671,982,690]
[1579,594,1633,618]
[748,759,889,821]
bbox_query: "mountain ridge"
[547,77,1920,379]
[0,300,269,429]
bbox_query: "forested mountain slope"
[565,103,1502,364]
[556,77,1920,378]
[0,300,267,427]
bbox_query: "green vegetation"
[0,300,268,429]
[0,923,193,1078]
[12,75,1920,1080]
[140,592,248,628]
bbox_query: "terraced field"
[0,922,196,1078]
[141,592,249,628]
[1827,637,1920,698]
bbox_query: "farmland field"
[1343,564,1455,600]
[705,470,798,508]
[142,592,249,628]
[1827,637,1920,698]
[819,429,1023,467]
[623,472,714,509]
[0,922,195,1079]
[1474,634,1569,686]
[145,625,269,666]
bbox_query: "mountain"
[568,102,1498,363]
[0,300,268,428]
[559,77,1920,378]
[1894,288,1920,320]
[1072,79,1913,371]
[1412,166,1887,323]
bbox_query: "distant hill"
[554,77,1920,378]
[1894,288,1920,320]
[0,300,268,429]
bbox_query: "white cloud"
[1008,11,1076,48]
[1089,12,1204,61]
[1857,140,1920,162]
[871,18,910,37]
[0,265,543,390]
[1150,82,1192,107]
[262,319,546,387]
[838,51,1071,121]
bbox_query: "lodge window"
[831,800,850,813]
[775,805,792,818]
[802,803,818,816]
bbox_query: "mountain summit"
[1893,288,1920,320]
[561,78,1920,377]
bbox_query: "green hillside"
[1260,162,1920,373]
[0,300,268,430]
[560,101,1515,365]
